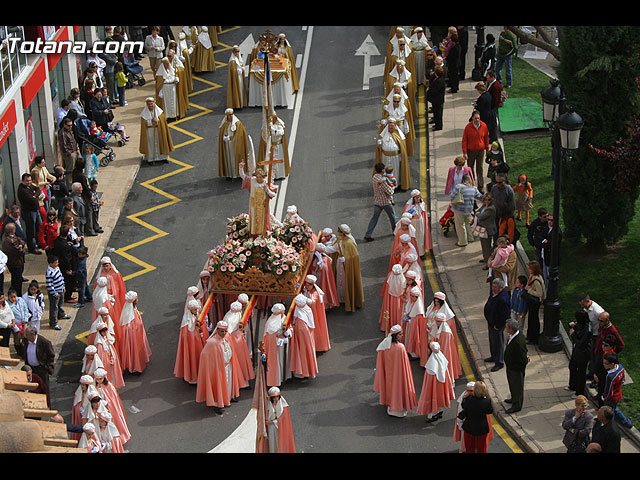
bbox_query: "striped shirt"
[372,173,394,206]
[46,266,65,295]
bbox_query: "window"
[0,26,28,100]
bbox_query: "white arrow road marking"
[355,34,384,90]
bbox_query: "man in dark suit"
[504,318,529,414]
[483,278,511,372]
[590,406,621,453]
[485,70,503,143]
[14,325,56,389]
[426,65,446,131]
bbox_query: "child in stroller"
[439,205,455,237]
[123,52,146,88]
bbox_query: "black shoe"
[213,407,224,415]
[484,357,495,363]
[86,231,98,237]
[230,397,238,403]
[491,364,504,372]
[50,324,61,330]
[504,398,513,404]
[426,416,439,423]
[432,126,442,131]
[435,411,443,419]
[22,278,29,283]
[364,236,374,242]
[505,407,521,414]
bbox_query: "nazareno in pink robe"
[119,293,152,374]
[174,308,207,384]
[305,284,331,352]
[379,265,406,334]
[374,338,418,415]
[289,302,318,379]
[313,248,339,310]
[196,332,242,408]
[416,342,456,416]
[93,332,125,389]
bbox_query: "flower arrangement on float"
[271,216,315,251]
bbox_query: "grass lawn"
[500,56,640,422]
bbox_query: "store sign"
[0,100,17,150]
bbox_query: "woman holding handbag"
[561,395,594,453]
[522,260,545,345]
[475,194,497,269]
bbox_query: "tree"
[555,26,640,252]
[506,26,561,61]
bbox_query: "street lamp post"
[539,81,584,353]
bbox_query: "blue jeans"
[495,53,513,87]
[25,210,42,252]
[603,400,633,428]
[75,271,93,305]
[489,324,505,366]
[365,204,397,239]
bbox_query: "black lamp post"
[539,82,584,353]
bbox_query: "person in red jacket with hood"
[37,207,59,252]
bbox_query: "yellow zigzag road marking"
[417,86,523,453]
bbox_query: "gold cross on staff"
[259,29,278,54]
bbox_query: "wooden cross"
[258,29,278,55]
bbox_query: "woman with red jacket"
[37,207,59,252]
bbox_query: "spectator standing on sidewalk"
[450,174,484,248]
[561,394,594,453]
[57,117,81,189]
[567,310,592,398]
[590,406,621,453]
[578,292,605,385]
[485,70,503,143]
[598,352,633,429]
[17,173,44,255]
[483,278,511,373]
[45,255,68,330]
[364,163,397,242]
[22,280,45,333]
[74,246,93,308]
[426,65,446,131]
[461,111,490,192]
[504,318,529,414]
[2,223,27,296]
[495,27,518,88]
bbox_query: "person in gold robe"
[323,224,364,313]
[385,59,417,121]
[258,112,290,180]
[192,26,216,73]
[385,27,412,77]
[239,163,278,236]
[139,97,174,164]
[227,45,247,109]
[167,47,189,119]
[218,108,249,179]
[385,34,416,80]
[381,93,415,157]
[177,32,194,93]
[375,118,411,191]
[275,33,299,92]
[154,57,180,119]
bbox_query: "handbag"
[521,279,541,306]
[452,184,465,206]
[472,224,488,238]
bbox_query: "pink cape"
[374,341,418,413]
[95,271,126,339]
[389,227,420,271]
[379,281,404,334]
[97,382,131,444]
[263,329,290,388]
[196,334,242,408]
[406,312,425,356]
[230,328,255,387]
[174,322,207,383]
[416,365,456,416]
[431,329,457,382]
[316,255,339,310]
[447,318,462,379]
[289,317,318,378]
[119,308,152,374]
[403,201,433,252]
[308,290,330,351]
[95,340,125,389]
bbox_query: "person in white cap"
[374,324,418,417]
[93,367,131,445]
[227,45,247,109]
[154,56,180,120]
[311,243,339,310]
[81,344,104,377]
[119,291,152,374]
[454,380,495,453]
[95,257,126,315]
[419,292,460,379]
[387,34,416,82]
[303,274,330,352]
[275,33,300,92]
[265,112,290,180]
[192,26,215,72]
[78,421,103,453]
[417,341,456,422]
[166,47,189,119]
[324,224,364,313]
[404,285,425,359]
[88,305,115,347]
[97,410,125,453]
[388,232,419,275]
[262,303,292,387]
[403,252,424,285]
[379,264,406,334]
[174,298,207,384]
[221,301,254,388]
[319,228,338,276]
[176,32,194,93]
[385,59,416,121]
[428,312,457,382]
[410,27,431,85]
[403,189,432,257]
[389,217,419,269]
[91,276,116,328]
[184,285,202,311]
[71,374,96,440]
[453,381,476,451]
[218,108,249,179]
[139,96,174,164]
[375,118,411,191]
[385,27,412,77]
[196,320,242,413]
[289,294,318,379]
[93,319,125,389]
[265,386,296,453]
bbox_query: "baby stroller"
[123,52,146,88]
[74,117,115,167]
[439,205,455,237]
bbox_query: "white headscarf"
[181,299,201,332]
[387,264,406,297]
[73,374,96,407]
[376,324,403,351]
[293,294,314,329]
[425,292,455,320]
[222,301,243,333]
[305,275,325,304]
[119,291,138,327]
[338,224,357,245]
[264,303,286,335]
[425,342,449,383]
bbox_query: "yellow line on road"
[417,83,523,454]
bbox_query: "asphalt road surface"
[52,25,522,454]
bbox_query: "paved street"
[46,25,528,453]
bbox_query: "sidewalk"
[426,39,640,453]
[14,59,155,363]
